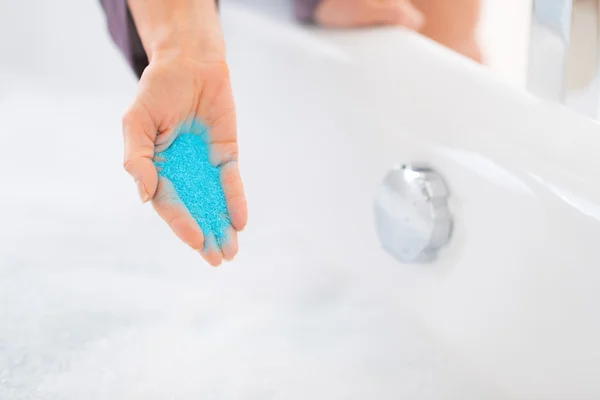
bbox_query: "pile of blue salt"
[154,121,230,248]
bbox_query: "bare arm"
[120,0,247,266]
[127,0,224,63]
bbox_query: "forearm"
[413,0,480,43]
[127,0,224,62]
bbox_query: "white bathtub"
[1,2,600,399]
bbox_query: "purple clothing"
[99,0,148,77]
[98,0,321,77]
[99,0,130,64]
[295,0,321,22]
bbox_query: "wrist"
[150,28,226,64]
[128,0,225,63]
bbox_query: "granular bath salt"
[154,120,231,248]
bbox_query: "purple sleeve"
[99,0,130,62]
[99,0,148,78]
[98,0,320,77]
[294,0,321,22]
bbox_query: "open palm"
[122,55,247,266]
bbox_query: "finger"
[192,66,247,231]
[122,104,159,203]
[152,177,205,251]
[199,98,247,230]
[221,225,239,261]
[154,126,178,153]
[154,117,209,153]
[373,0,424,30]
[201,232,224,267]
[219,161,248,231]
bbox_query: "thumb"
[122,103,159,203]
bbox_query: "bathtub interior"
[229,9,600,398]
[0,2,514,400]
[3,1,600,399]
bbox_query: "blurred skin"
[412,0,482,62]
[314,0,425,30]
[121,0,481,267]
[316,0,482,62]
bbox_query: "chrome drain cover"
[374,164,453,263]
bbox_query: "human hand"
[122,1,247,266]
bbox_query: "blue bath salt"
[154,120,230,248]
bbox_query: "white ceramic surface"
[479,0,531,86]
[1,2,600,399]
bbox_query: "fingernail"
[135,180,150,203]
